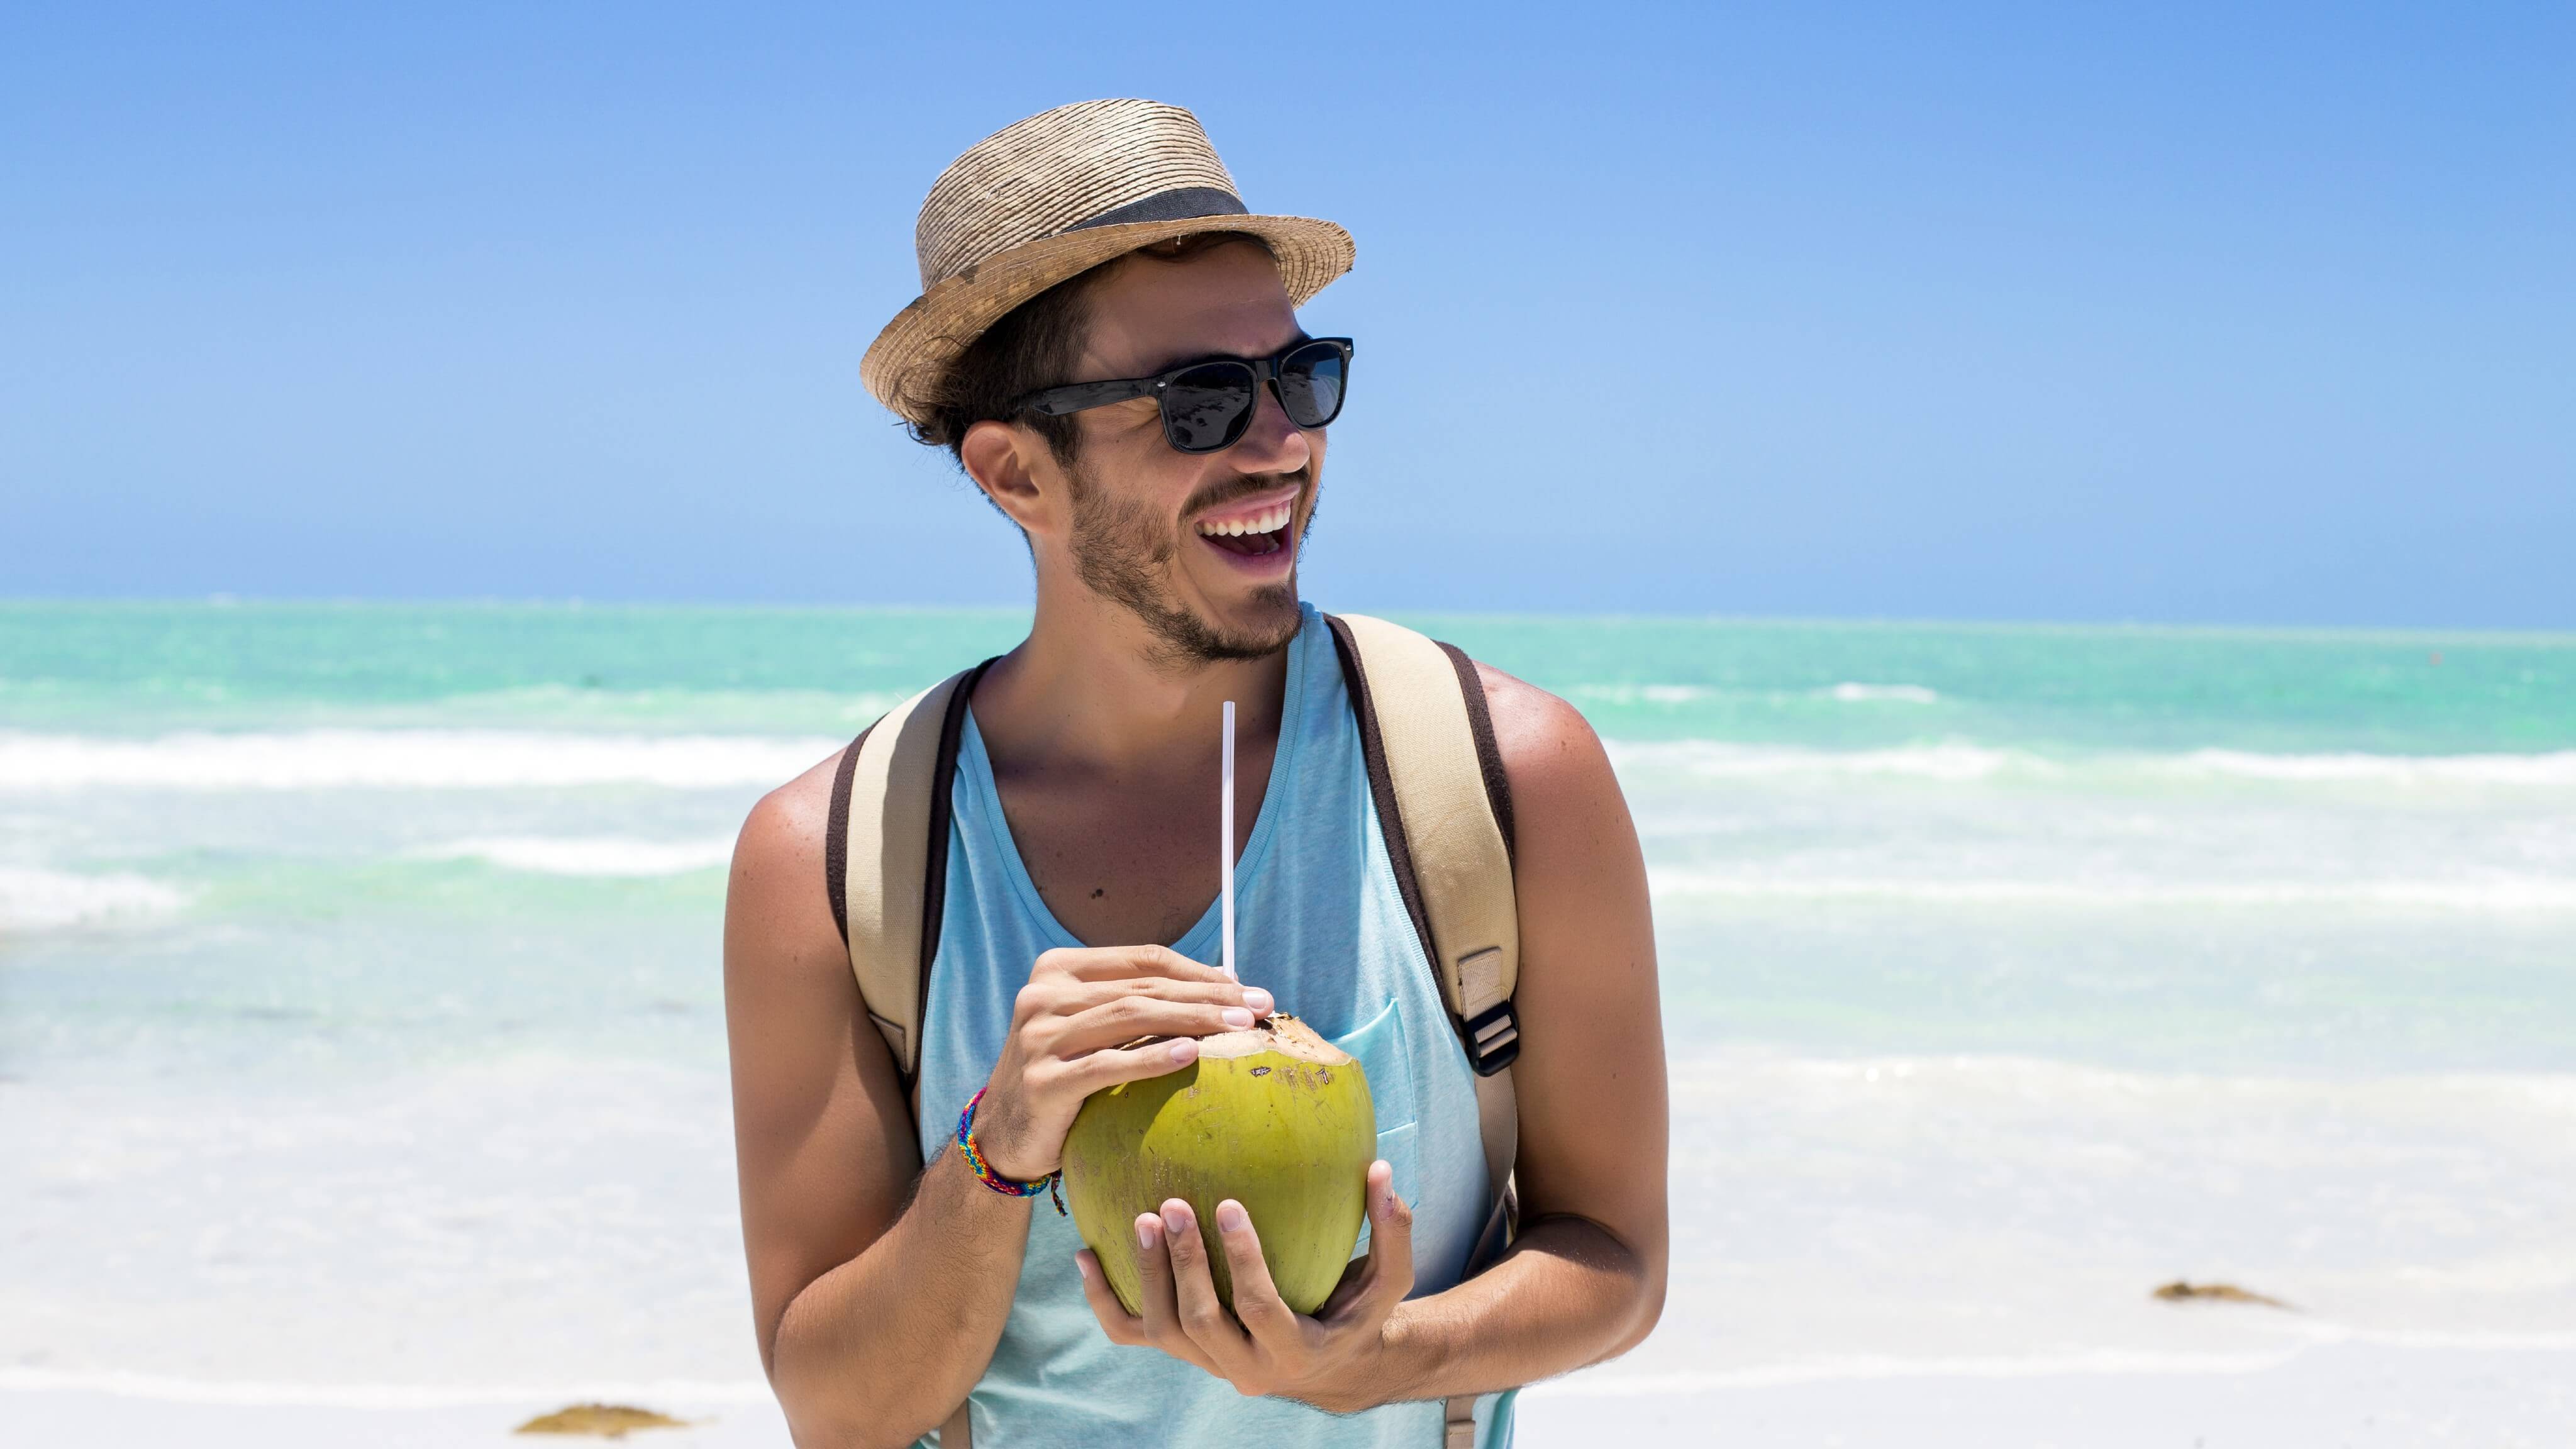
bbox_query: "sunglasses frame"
[1009,336,1355,455]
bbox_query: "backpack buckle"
[1463,999,1520,1076]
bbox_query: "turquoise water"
[6,601,2569,748]
[4,602,2573,1398]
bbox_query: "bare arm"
[726,753,1269,1446]
[1075,667,1669,1411]
[725,755,1017,1448]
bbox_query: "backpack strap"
[829,660,991,1085]
[1323,613,1523,1449]
[1323,615,1521,1068]
[1323,614,1521,1185]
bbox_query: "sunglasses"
[1009,336,1354,455]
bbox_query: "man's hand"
[970,944,1271,1182]
[1073,1159,1414,1414]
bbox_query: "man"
[725,99,1665,1447]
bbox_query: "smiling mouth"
[1195,499,1293,557]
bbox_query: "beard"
[1064,458,1314,667]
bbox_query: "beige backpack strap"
[1327,614,1519,1126]
[1324,614,1521,1449]
[827,662,989,1082]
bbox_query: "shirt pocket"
[1330,994,1419,1257]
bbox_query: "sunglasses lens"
[1161,363,1257,452]
[1276,341,1347,429]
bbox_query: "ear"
[960,419,1065,535]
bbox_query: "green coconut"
[1063,1013,1375,1316]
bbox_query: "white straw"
[1220,699,1236,982]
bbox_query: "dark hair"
[908,231,1278,470]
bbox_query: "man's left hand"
[1075,1158,1413,1414]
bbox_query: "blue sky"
[5,2,2570,626]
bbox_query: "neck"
[972,570,1293,773]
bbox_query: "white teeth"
[1198,503,1293,538]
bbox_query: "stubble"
[1064,460,1313,667]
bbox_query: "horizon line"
[4,595,2573,645]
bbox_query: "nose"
[1221,376,1313,474]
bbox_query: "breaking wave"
[422,836,737,877]
[0,731,841,792]
[1821,682,1941,704]
[0,867,187,932]
[1614,741,2576,788]
[2168,750,2576,786]
[1614,741,2029,781]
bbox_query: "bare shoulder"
[724,741,862,1052]
[734,747,846,889]
[1473,660,1621,810]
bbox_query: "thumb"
[1358,1160,1415,1308]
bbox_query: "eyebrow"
[1132,332,1315,380]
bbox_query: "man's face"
[1050,240,1321,663]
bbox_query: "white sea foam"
[423,836,737,877]
[1614,740,2031,781]
[0,867,187,931]
[0,731,841,791]
[2167,749,2576,786]
[1569,683,1713,705]
[1823,682,1941,704]
[1647,870,2576,911]
[1572,681,1943,706]
[1613,740,2576,789]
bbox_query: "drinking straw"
[1220,700,1236,982]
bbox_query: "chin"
[1141,581,1302,665]
[1192,582,1304,661]
[1235,584,1304,646]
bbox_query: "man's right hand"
[970,945,1270,1183]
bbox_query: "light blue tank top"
[915,605,1516,1448]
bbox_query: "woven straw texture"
[862,99,1354,428]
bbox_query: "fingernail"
[1074,1252,1096,1280]
[1221,1007,1254,1030]
[1216,1201,1247,1233]
[1244,987,1274,1014]
[1167,1038,1198,1064]
[1162,1202,1191,1236]
[1136,1216,1159,1249]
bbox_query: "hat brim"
[860,213,1355,431]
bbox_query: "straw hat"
[861,99,1355,429]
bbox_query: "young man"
[725,100,1666,1447]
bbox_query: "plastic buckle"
[1463,999,1520,1075]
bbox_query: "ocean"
[4,602,2573,1433]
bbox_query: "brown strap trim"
[1435,640,1516,871]
[913,658,997,1072]
[824,722,876,950]
[1323,614,1441,992]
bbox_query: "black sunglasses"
[1009,337,1354,455]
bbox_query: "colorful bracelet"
[955,1087,1066,1216]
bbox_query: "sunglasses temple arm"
[1021,377,1158,418]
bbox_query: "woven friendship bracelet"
[955,1087,1067,1215]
